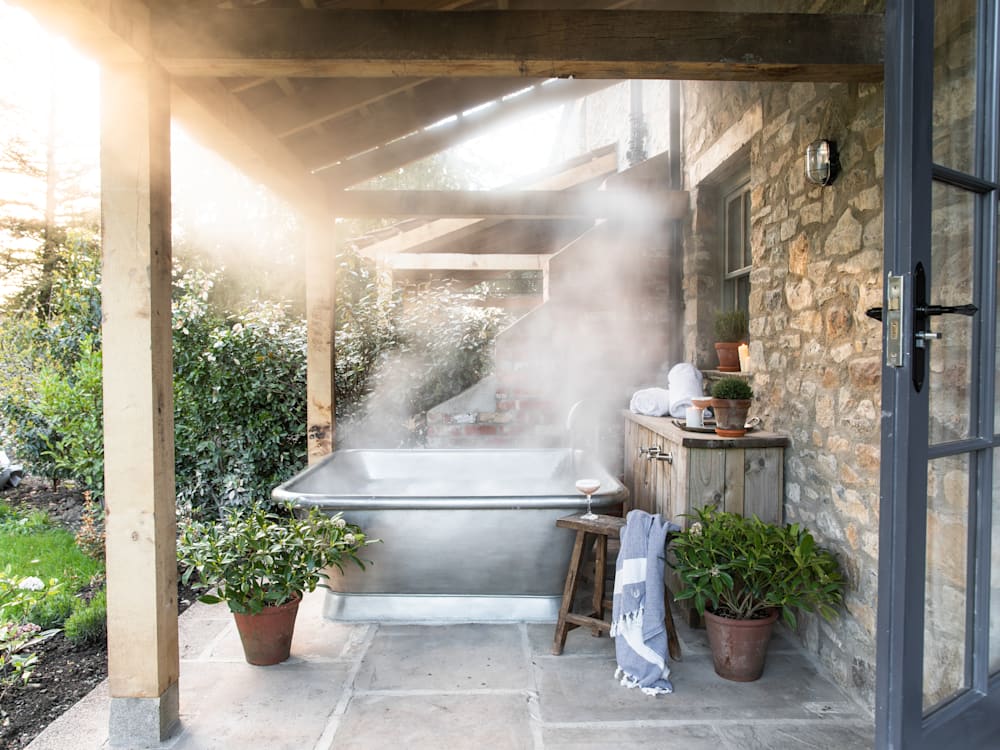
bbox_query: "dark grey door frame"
[876,1,1000,748]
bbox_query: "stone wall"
[680,78,885,710]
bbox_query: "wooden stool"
[551,513,681,660]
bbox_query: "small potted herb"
[709,377,753,437]
[670,505,844,681]
[713,310,748,372]
[177,502,374,665]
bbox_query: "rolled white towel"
[667,363,704,418]
[629,388,672,417]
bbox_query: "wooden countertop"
[624,411,790,449]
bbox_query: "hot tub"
[272,448,626,622]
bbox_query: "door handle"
[916,303,978,317]
[864,303,977,321]
[911,262,977,392]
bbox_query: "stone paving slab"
[543,719,873,750]
[329,693,535,750]
[542,723,720,749]
[712,719,874,749]
[534,650,859,724]
[169,660,351,749]
[354,623,532,691]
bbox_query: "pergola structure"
[13,1,882,745]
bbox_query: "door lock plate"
[886,275,904,367]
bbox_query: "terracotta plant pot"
[711,398,751,437]
[232,593,302,666]
[714,342,742,372]
[704,608,779,682]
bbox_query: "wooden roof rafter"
[331,188,687,220]
[231,77,433,138]
[319,78,615,188]
[291,76,537,170]
[387,252,550,272]
[354,145,618,258]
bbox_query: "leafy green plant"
[670,505,844,628]
[172,264,310,518]
[177,502,376,615]
[34,337,104,498]
[713,309,748,342]
[0,507,52,536]
[0,568,62,698]
[64,589,106,645]
[710,377,753,400]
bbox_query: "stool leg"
[591,534,607,637]
[664,584,682,661]
[552,530,588,655]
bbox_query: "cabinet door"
[623,423,663,514]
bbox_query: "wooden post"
[306,215,336,462]
[100,60,179,745]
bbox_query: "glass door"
[877,1,1000,748]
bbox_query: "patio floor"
[28,591,874,749]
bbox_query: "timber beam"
[387,253,550,271]
[330,189,688,220]
[150,9,883,82]
[352,148,617,257]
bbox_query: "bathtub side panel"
[328,508,580,597]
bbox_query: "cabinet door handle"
[639,446,673,463]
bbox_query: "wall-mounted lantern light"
[805,139,839,186]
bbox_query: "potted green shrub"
[713,310,748,372]
[177,502,373,666]
[709,377,753,437]
[670,505,844,681]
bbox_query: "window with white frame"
[721,175,751,320]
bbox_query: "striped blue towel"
[611,509,679,695]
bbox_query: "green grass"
[0,500,105,627]
[65,589,107,645]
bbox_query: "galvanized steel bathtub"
[272,448,626,622]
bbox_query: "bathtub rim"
[272,447,628,510]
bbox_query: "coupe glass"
[575,478,601,520]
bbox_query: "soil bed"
[1,479,196,750]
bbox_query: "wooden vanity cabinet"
[623,412,789,527]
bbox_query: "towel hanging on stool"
[611,509,679,695]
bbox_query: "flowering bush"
[669,505,844,627]
[0,568,61,699]
[177,502,375,615]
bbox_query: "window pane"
[726,193,743,273]
[996,203,999,433]
[923,453,971,713]
[928,182,975,444]
[736,275,749,319]
[742,190,752,267]
[933,0,977,173]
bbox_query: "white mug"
[685,406,703,428]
